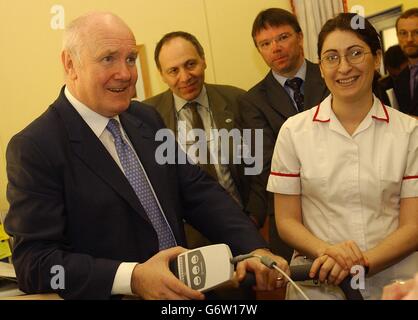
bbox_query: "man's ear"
[159,69,168,85]
[61,50,78,80]
[374,49,383,71]
[297,31,304,47]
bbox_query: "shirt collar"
[64,86,119,138]
[174,85,209,112]
[312,94,390,123]
[272,59,307,87]
[409,62,418,70]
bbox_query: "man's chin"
[179,90,200,101]
[404,48,418,59]
[407,53,418,59]
[109,100,132,114]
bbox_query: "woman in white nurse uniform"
[267,13,418,299]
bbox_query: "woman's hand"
[310,241,369,285]
[310,255,350,285]
[317,240,369,271]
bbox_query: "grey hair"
[62,13,91,64]
[62,11,129,64]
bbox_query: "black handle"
[240,263,363,300]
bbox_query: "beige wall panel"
[0,0,412,210]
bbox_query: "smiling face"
[254,24,304,77]
[158,37,206,101]
[63,14,138,117]
[319,30,381,103]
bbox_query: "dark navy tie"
[410,65,418,100]
[106,119,176,250]
[285,77,304,112]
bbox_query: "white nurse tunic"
[267,95,418,299]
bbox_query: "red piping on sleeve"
[270,172,300,177]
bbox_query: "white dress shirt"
[65,88,137,296]
[267,94,418,299]
[173,86,242,205]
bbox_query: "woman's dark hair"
[317,13,382,58]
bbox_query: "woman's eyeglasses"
[320,48,372,69]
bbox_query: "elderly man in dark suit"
[393,8,418,117]
[239,8,329,261]
[4,12,288,300]
[144,32,260,248]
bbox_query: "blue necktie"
[285,77,304,112]
[410,65,418,100]
[106,119,176,250]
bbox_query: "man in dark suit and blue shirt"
[4,11,289,300]
[393,8,418,117]
[239,8,329,261]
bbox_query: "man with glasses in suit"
[239,8,329,261]
[393,8,418,117]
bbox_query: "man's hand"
[235,248,290,291]
[130,246,205,300]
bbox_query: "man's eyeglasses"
[257,33,295,51]
[397,29,418,40]
[320,48,372,69]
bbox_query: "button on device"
[191,255,199,264]
[193,276,202,286]
[192,265,200,275]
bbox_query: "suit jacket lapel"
[156,90,177,135]
[54,92,152,223]
[206,85,240,183]
[207,85,235,131]
[263,71,297,118]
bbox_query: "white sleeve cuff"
[267,174,301,194]
[401,178,418,198]
[111,262,138,296]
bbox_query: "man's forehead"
[160,41,203,66]
[88,37,138,53]
[257,24,294,36]
[398,16,418,28]
[161,56,201,72]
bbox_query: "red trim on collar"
[371,100,389,123]
[403,176,418,180]
[312,103,330,122]
[270,172,300,177]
